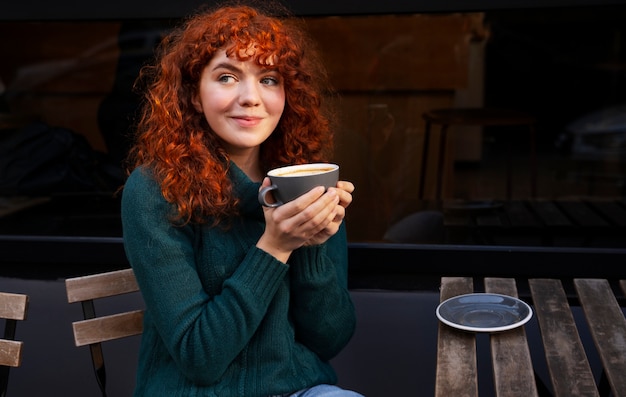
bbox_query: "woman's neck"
[229,149,263,182]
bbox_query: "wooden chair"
[0,292,29,397]
[420,107,537,200]
[65,268,143,397]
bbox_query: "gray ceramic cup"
[258,163,339,208]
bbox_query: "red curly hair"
[126,3,336,225]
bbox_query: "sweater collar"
[228,162,264,219]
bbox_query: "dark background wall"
[2,0,626,20]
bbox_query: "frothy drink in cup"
[258,163,339,207]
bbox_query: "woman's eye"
[261,76,279,86]
[218,74,235,83]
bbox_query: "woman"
[121,3,362,396]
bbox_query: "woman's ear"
[191,94,203,113]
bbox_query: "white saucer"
[436,293,533,332]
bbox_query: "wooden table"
[419,198,626,248]
[435,277,626,397]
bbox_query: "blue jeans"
[283,384,365,397]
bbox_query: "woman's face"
[193,49,286,159]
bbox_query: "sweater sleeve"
[121,168,288,385]
[288,222,357,360]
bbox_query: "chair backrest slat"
[66,268,139,303]
[72,310,144,347]
[0,293,28,321]
[0,340,23,367]
[0,290,28,397]
[0,292,28,368]
[65,267,143,397]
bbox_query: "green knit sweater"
[121,164,356,397]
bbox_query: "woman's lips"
[232,116,262,127]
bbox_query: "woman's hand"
[305,180,354,246]
[256,178,354,262]
[335,180,355,209]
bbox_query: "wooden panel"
[334,92,455,240]
[528,279,599,397]
[72,310,143,346]
[0,22,120,92]
[0,340,23,367]
[484,278,538,397]
[306,13,487,91]
[66,268,138,303]
[0,292,28,321]
[0,21,121,152]
[435,277,477,397]
[574,279,626,396]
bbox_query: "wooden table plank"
[436,277,477,397]
[558,201,610,227]
[475,214,504,227]
[503,201,541,227]
[528,201,571,227]
[574,279,626,397]
[485,278,538,397]
[528,279,599,397]
[586,200,626,227]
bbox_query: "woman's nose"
[238,80,261,106]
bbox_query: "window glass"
[1,6,625,249]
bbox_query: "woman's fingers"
[334,181,354,208]
[259,181,352,251]
[336,180,355,194]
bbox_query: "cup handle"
[258,185,282,207]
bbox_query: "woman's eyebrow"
[212,62,242,73]
[212,61,278,77]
